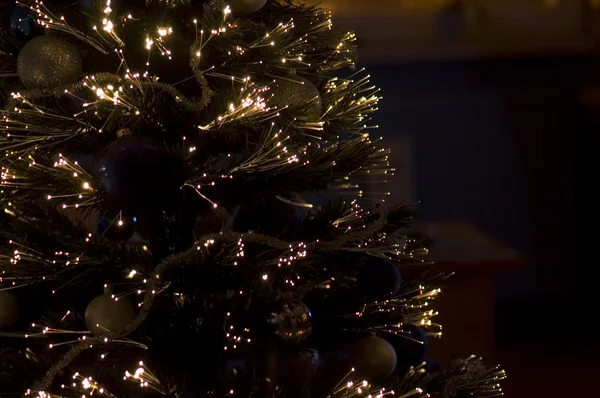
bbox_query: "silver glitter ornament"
[266,294,312,343]
[0,291,19,329]
[17,35,82,89]
[85,292,136,336]
[229,0,268,13]
[269,73,322,122]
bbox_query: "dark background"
[369,55,600,395]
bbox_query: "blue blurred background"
[321,0,600,395]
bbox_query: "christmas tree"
[0,0,506,396]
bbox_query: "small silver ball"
[266,297,312,343]
[85,294,136,336]
[17,35,82,89]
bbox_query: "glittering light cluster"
[353,285,443,338]
[277,242,308,268]
[223,312,252,352]
[0,0,506,396]
[123,361,166,395]
[328,369,401,397]
[198,83,271,130]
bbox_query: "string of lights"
[0,0,505,396]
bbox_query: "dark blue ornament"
[10,7,42,39]
[357,257,401,298]
[386,324,428,367]
[424,358,444,374]
[97,136,181,213]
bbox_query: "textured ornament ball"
[387,324,428,367]
[229,0,268,13]
[97,136,178,212]
[0,291,19,329]
[17,35,82,89]
[350,336,397,379]
[85,294,136,336]
[269,74,322,121]
[357,257,401,298]
[266,296,312,343]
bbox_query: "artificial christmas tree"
[0,0,505,396]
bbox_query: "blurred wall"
[368,56,594,300]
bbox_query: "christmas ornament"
[357,257,401,298]
[269,73,322,121]
[281,348,319,388]
[350,336,397,379]
[85,292,136,336]
[424,358,443,374]
[97,136,181,213]
[264,347,319,391]
[0,291,19,329]
[266,294,312,343]
[17,35,82,89]
[229,0,267,13]
[386,324,428,367]
[10,7,42,38]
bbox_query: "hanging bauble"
[280,348,319,389]
[263,347,319,391]
[357,257,401,298]
[386,324,428,367]
[424,358,443,374]
[350,336,397,379]
[10,7,43,39]
[17,35,82,89]
[0,291,19,329]
[85,292,136,336]
[97,136,182,213]
[269,73,322,122]
[266,294,312,343]
[229,0,268,13]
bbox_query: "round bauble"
[357,257,401,298]
[229,0,268,13]
[350,336,397,379]
[266,295,312,343]
[17,35,82,89]
[0,291,19,329]
[424,358,443,374]
[386,324,428,367]
[269,74,322,122]
[268,348,319,390]
[10,7,43,39]
[97,136,181,213]
[85,294,136,336]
